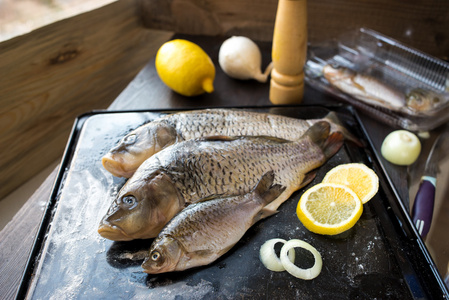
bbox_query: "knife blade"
[411,132,448,239]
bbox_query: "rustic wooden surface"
[0,169,57,300]
[138,0,449,60]
[1,34,447,299]
[0,0,173,200]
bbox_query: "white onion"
[259,238,295,272]
[280,239,322,280]
[219,36,273,83]
[381,130,421,166]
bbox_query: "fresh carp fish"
[323,64,405,111]
[98,121,343,241]
[323,64,448,115]
[101,108,357,178]
[142,171,285,274]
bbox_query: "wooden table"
[1,35,447,299]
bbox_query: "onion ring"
[259,238,295,272]
[280,239,322,280]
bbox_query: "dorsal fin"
[200,135,291,143]
[199,135,239,142]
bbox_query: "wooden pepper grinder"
[269,0,308,104]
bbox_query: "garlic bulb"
[218,36,273,83]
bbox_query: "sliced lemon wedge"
[297,183,363,235]
[322,163,379,204]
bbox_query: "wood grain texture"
[0,0,174,200]
[138,0,449,60]
[0,168,57,300]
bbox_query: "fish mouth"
[98,223,134,241]
[101,154,133,178]
[141,258,169,274]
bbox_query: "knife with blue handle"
[411,133,448,239]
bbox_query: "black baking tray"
[16,105,449,299]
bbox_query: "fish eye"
[123,134,137,145]
[121,195,137,209]
[151,251,161,261]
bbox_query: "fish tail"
[324,112,363,147]
[307,121,344,160]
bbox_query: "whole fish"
[101,108,358,178]
[142,171,285,274]
[98,121,343,241]
[323,64,405,111]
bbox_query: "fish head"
[101,121,178,178]
[98,171,184,241]
[142,236,184,274]
[322,64,354,83]
[406,88,444,113]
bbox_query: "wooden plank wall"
[1,0,448,200]
[0,0,173,200]
[138,0,449,60]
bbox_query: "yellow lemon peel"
[155,39,215,97]
[297,183,363,235]
[322,163,379,204]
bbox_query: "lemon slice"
[296,183,363,235]
[322,163,379,204]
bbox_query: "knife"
[411,132,448,239]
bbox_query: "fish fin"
[324,112,363,147]
[200,135,240,142]
[258,136,291,143]
[306,121,344,159]
[155,121,179,150]
[201,135,291,143]
[306,121,331,147]
[263,172,317,213]
[298,171,316,189]
[322,132,345,160]
[351,77,366,92]
[250,171,285,225]
[254,171,287,206]
[195,193,228,203]
[192,249,214,258]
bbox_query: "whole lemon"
[155,39,215,97]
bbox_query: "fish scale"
[169,198,243,241]
[156,132,320,203]
[173,109,301,139]
[142,172,285,273]
[98,121,344,241]
[102,108,358,178]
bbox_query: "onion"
[259,238,295,272]
[219,36,273,83]
[280,239,322,280]
[381,130,421,166]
